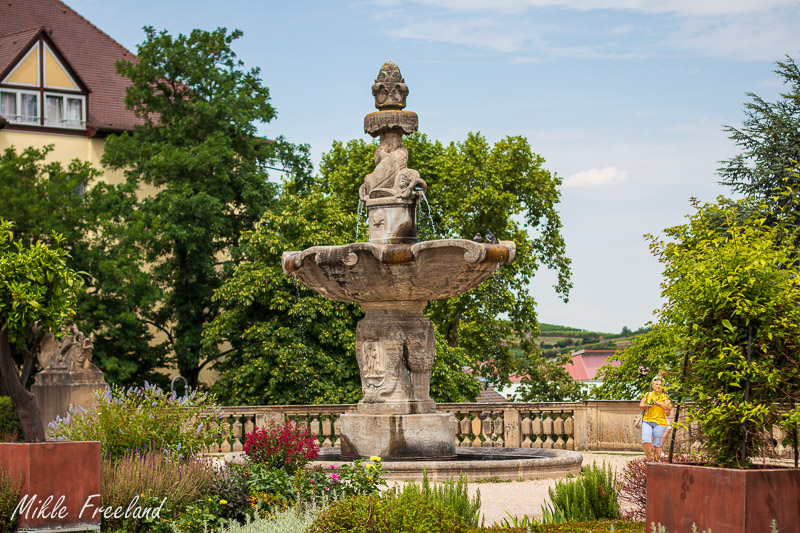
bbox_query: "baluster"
[564,415,574,450]
[553,414,565,449]
[481,411,493,447]
[459,414,471,447]
[321,415,333,448]
[494,413,505,447]
[310,414,321,437]
[332,414,340,446]
[231,416,244,452]
[471,412,483,447]
[521,411,533,448]
[542,413,554,449]
[531,412,544,448]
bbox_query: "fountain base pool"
[314,447,584,482]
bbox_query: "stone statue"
[37,323,98,372]
[360,62,427,204]
[33,322,107,426]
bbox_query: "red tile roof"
[0,0,139,132]
[563,350,622,381]
[0,26,41,77]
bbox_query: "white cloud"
[564,167,630,189]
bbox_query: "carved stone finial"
[372,61,408,110]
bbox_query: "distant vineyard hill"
[534,323,649,358]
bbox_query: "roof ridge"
[54,0,136,59]
[0,25,44,39]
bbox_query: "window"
[0,90,38,124]
[0,91,16,119]
[43,93,84,128]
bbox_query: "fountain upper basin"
[282,239,515,303]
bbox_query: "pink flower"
[325,487,330,491]
[330,464,337,469]
[330,473,339,480]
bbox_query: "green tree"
[100,27,310,387]
[719,57,800,207]
[0,219,83,441]
[649,199,800,467]
[320,132,572,388]
[593,323,679,400]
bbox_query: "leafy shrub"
[334,456,387,497]
[243,422,319,473]
[100,450,216,532]
[0,467,21,533]
[210,463,252,522]
[48,383,229,457]
[548,461,619,521]
[0,397,21,442]
[218,505,321,533]
[308,490,471,533]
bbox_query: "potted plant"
[643,197,800,532]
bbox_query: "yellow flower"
[370,456,381,462]
[367,476,373,481]
[220,499,228,505]
[365,464,374,469]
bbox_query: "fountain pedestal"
[339,412,455,459]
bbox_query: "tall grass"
[102,450,216,530]
[548,461,619,521]
[407,470,482,527]
[0,467,21,533]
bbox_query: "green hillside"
[534,323,648,358]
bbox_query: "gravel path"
[468,451,642,526]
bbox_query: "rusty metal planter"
[646,462,800,532]
[0,441,101,532]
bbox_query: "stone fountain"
[282,62,515,460]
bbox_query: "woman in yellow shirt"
[639,376,672,460]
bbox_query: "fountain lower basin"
[314,447,584,482]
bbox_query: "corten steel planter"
[0,441,101,532]
[646,462,800,532]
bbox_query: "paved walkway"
[468,451,642,526]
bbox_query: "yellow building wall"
[0,129,126,184]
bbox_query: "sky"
[65,0,800,333]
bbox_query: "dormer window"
[0,34,88,130]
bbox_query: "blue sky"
[66,0,800,333]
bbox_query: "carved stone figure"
[360,62,427,206]
[38,322,98,372]
[32,322,107,426]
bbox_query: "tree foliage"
[719,57,800,208]
[99,27,310,387]
[320,132,571,388]
[0,219,83,441]
[649,198,800,467]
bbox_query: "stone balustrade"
[204,400,797,459]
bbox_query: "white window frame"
[0,89,40,125]
[43,92,85,129]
